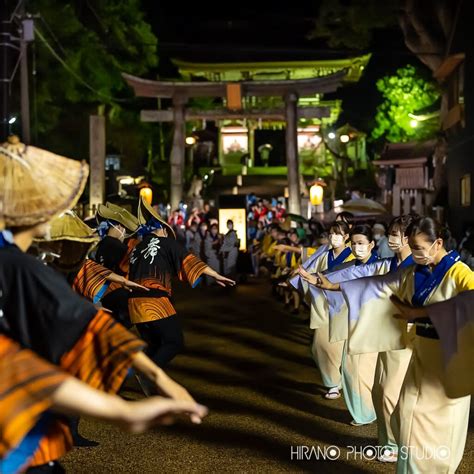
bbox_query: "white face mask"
[110,222,126,241]
[329,233,344,249]
[352,243,371,260]
[411,241,438,265]
[388,235,407,252]
[373,234,382,242]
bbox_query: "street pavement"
[62,278,474,473]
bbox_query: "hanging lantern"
[310,183,324,206]
[139,185,153,205]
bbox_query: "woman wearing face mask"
[300,217,416,449]
[221,220,239,278]
[332,217,474,473]
[290,221,354,399]
[298,225,381,426]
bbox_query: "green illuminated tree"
[371,65,440,143]
[29,0,158,164]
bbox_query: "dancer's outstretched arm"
[52,376,208,433]
[131,352,203,424]
[106,272,149,291]
[297,267,340,291]
[203,267,236,287]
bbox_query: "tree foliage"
[30,0,158,162]
[371,65,440,143]
[308,0,400,49]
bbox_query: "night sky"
[142,2,424,136]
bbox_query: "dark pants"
[136,315,184,368]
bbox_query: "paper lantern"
[139,186,153,205]
[310,184,324,206]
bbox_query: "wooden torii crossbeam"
[123,71,347,213]
[140,107,332,122]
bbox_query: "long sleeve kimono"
[306,253,391,425]
[0,245,145,471]
[127,234,208,324]
[290,246,353,389]
[426,290,474,398]
[339,252,474,474]
[331,255,416,453]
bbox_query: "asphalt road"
[62,278,474,473]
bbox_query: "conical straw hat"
[97,203,139,232]
[0,136,89,229]
[35,210,99,243]
[138,195,175,238]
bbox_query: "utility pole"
[0,0,13,142]
[19,3,33,144]
[0,1,34,143]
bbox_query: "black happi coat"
[0,245,96,363]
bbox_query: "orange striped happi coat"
[0,335,70,464]
[129,254,208,324]
[26,311,145,468]
[72,259,112,302]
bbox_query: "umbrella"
[341,198,388,216]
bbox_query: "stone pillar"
[285,92,301,215]
[170,96,186,210]
[89,115,106,212]
[414,190,424,215]
[392,184,401,216]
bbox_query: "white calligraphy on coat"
[141,237,161,264]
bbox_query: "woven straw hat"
[138,195,175,238]
[33,210,98,273]
[0,136,88,229]
[96,202,139,232]
[36,210,99,243]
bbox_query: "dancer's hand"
[297,267,318,286]
[121,398,209,433]
[154,372,204,424]
[132,352,204,424]
[107,273,149,292]
[214,274,236,287]
[122,278,149,292]
[313,273,338,290]
[390,295,427,320]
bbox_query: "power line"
[37,15,69,59]
[34,27,131,104]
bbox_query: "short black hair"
[336,211,354,223]
[329,221,350,235]
[351,224,374,243]
[389,214,418,237]
[406,217,444,243]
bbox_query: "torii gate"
[123,71,346,214]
